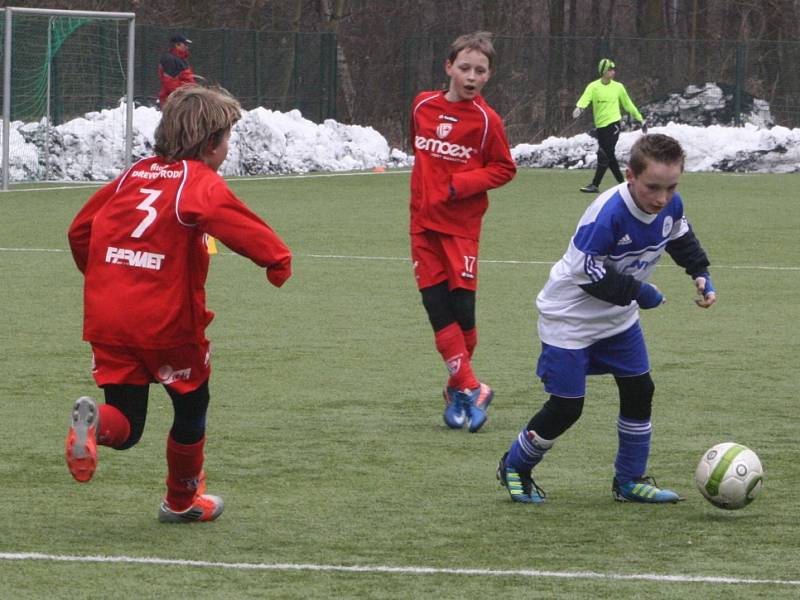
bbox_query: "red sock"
[165,435,205,511]
[449,327,479,389]
[97,403,131,448]
[462,327,478,358]
[435,322,479,391]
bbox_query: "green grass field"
[1,168,798,599]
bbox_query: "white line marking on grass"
[0,247,798,272]
[0,247,66,253]
[307,254,558,266]
[0,170,410,194]
[306,254,800,271]
[229,170,409,183]
[0,553,798,587]
[0,184,103,193]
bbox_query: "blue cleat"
[497,453,545,504]
[463,383,493,433]
[442,386,466,429]
[612,476,682,503]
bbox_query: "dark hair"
[448,31,495,68]
[154,85,241,161]
[629,134,685,176]
[170,34,191,45]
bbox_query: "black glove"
[641,119,648,134]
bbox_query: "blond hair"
[154,85,241,161]
[448,31,495,68]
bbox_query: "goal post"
[1,6,135,190]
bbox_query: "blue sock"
[505,429,554,474]
[614,416,652,484]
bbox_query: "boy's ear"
[625,167,634,183]
[204,136,219,156]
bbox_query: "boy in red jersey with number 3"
[66,85,292,523]
[409,32,516,432]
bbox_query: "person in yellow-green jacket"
[573,58,647,193]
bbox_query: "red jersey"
[68,157,292,349]
[409,91,516,240]
[158,47,196,105]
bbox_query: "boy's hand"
[636,282,664,309]
[572,107,583,119]
[641,119,648,134]
[266,262,292,287]
[694,273,716,308]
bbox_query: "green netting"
[1,16,337,183]
[17,18,90,120]
[1,11,132,183]
[5,14,129,124]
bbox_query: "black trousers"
[592,121,624,186]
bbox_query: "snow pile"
[511,123,800,173]
[5,101,395,182]
[11,104,160,181]
[224,108,391,175]
[3,85,800,182]
[511,82,796,173]
[645,82,774,129]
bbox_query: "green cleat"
[497,453,545,504]
[612,476,682,503]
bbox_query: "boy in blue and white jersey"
[498,134,716,505]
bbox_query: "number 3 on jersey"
[131,188,162,238]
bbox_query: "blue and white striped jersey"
[537,182,690,349]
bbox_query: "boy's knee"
[103,384,149,450]
[527,395,585,439]
[449,288,476,331]
[420,282,456,331]
[168,381,209,445]
[617,373,654,420]
[597,147,610,168]
[115,425,144,451]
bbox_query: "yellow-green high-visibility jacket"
[576,79,643,128]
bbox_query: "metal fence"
[1,18,338,184]
[4,22,800,153]
[0,22,337,126]
[136,26,337,122]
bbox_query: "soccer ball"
[694,442,763,510]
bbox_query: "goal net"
[1,7,135,189]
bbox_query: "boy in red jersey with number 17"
[409,32,516,432]
[66,85,292,523]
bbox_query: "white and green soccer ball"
[694,442,763,510]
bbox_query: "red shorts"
[90,340,211,395]
[411,230,479,291]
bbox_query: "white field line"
[0,170,410,194]
[0,167,766,194]
[305,254,799,271]
[0,246,797,272]
[0,552,797,587]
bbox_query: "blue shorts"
[535,322,650,398]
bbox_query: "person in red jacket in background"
[158,34,196,107]
[66,85,292,523]
[409,31,516,433]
